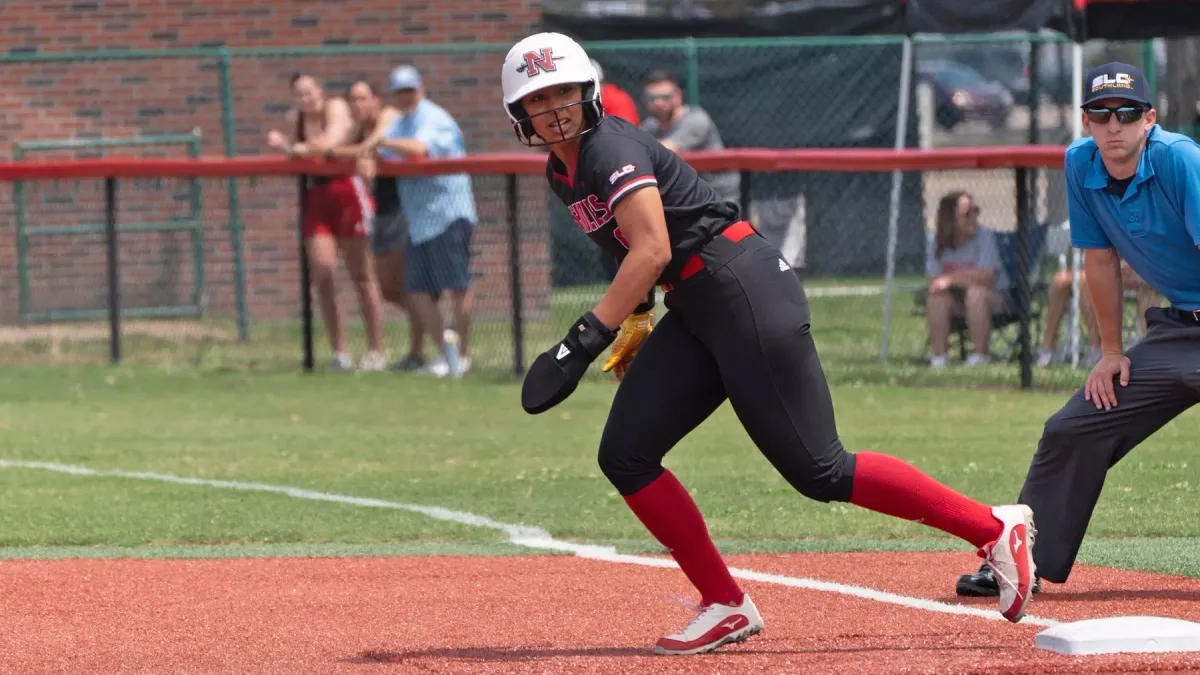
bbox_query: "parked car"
[921,43,1030,106]
[916,60,1014,130]
[919,40,1108,107]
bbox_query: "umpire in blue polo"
[956,62,1200,597]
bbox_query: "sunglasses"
[1084,105,1147,125]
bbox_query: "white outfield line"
[802,284,888,298]
[550,284,889,306]
[0,459,1058,628]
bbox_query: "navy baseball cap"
[1082,62,1153,108]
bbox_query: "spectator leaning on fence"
[924,190,1010,368]
[266,72,387,372]
[361,65,477,379]
[340,79,428,372]
[640,69,740,207]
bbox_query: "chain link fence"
[0,34,1183,386]
[0,163,1167,389]
[0,162,1097,389]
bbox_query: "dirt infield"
[5,552,1200,674]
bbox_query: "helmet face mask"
[507,81,602,146]
[502,33,604,147]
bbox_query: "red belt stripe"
[661,220,756,293]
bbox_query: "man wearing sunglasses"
[955,62,1200,597]
[640,70,740,208]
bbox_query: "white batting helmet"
[501,32,603,145]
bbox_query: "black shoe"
[389,354,426,372]
[956,562,1042,597]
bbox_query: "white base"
[1036,616,1200,655]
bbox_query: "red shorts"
[302,176,374,240]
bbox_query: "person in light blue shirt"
[366,65,477,378]
[954,62,1200,598]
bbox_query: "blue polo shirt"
[382,99,477,245]
[1065,125,1200,310]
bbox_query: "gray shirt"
[925,227,1010,293]
[642,105,740,206]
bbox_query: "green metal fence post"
[1028,39,1040,146]
[187,129,206,313]
[219,46,251,342]
[684,37,699,106]
[1142,39,1156,98]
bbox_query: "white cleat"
[653,593,764,656]
[981,504,1037,623]
[328,353,354,372]
[358,351,387,372]
[415,357,450,378]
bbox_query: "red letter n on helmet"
[520,48,561,78]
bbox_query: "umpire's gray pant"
[1021,306,1200,583]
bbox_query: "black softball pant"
[597,228,857,501]
[1017,306,1200,583]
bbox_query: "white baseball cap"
[389,65,422,91]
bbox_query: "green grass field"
[2,362,1198,577]
[3,281,1196,579]
[3,277,1095,390]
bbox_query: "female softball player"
[502,32,1037,656]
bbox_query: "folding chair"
[965,222,1051,362]
[913,224,1052,362]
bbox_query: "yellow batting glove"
[601,312,653,380]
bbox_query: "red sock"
[849,451,1002,549]
[623,470,744,607]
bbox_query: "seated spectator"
[640,69,740,207]
[361,65,476,378]
[925,191,1010,368]
[1037,250,1161,366]
[341,79,428,372]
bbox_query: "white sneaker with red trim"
[980,504,1037,623]
[653,593,763,656]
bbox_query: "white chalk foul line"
[0,459,1058,627]
[802,284,886,298]
[552,285,888,306]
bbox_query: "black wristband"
[569,311,618,359]
[634,289,656,315]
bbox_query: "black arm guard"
[521,311,618,414]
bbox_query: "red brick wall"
[0,0,551,334]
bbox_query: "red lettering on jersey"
[566,194,614,234]
[584,195,610,223]
[567,201,587,231]
[613,227,630,249]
